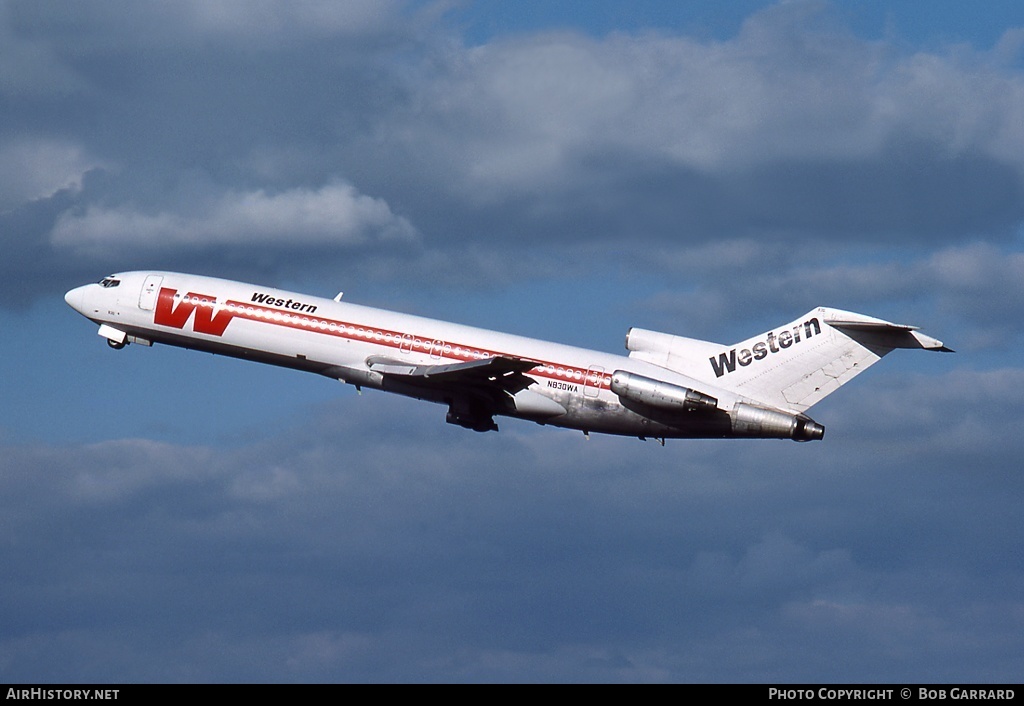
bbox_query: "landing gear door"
[139,275,163,311]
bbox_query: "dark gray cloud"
[2,367,1021,682]
[360,3,1024,244]
[632,240,1024,349]
[3,1,1024,313]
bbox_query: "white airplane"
[65,271,952,443]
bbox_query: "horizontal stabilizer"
[825,315,953,352]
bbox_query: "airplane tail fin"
[627,307,952,414]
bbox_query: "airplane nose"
[64,285,86,313]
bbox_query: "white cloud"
[50,181,418,254]
[374,2,1024,207]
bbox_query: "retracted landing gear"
[446,409,498,432]
[445,398,498,432]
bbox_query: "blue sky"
[2,0,1023,682]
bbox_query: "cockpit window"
[98,277,121,288]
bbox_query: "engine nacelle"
[731,403,825,441]
[610,370,718,412]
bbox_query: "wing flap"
[366,355,540,384]
[368,354,544,393]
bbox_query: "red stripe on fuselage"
[152,288,610,391]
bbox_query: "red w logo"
[154,288,235,336]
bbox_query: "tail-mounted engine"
[731,403,825,442]
[611,369,824,441]
[610,370,718,412]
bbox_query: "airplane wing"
[366,354,540,391]
[361,355,555,431]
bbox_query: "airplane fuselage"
[66,271,950,442]
[65,271,760,439]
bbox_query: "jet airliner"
[65,272,951,442]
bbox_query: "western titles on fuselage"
[250,292,318,314]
